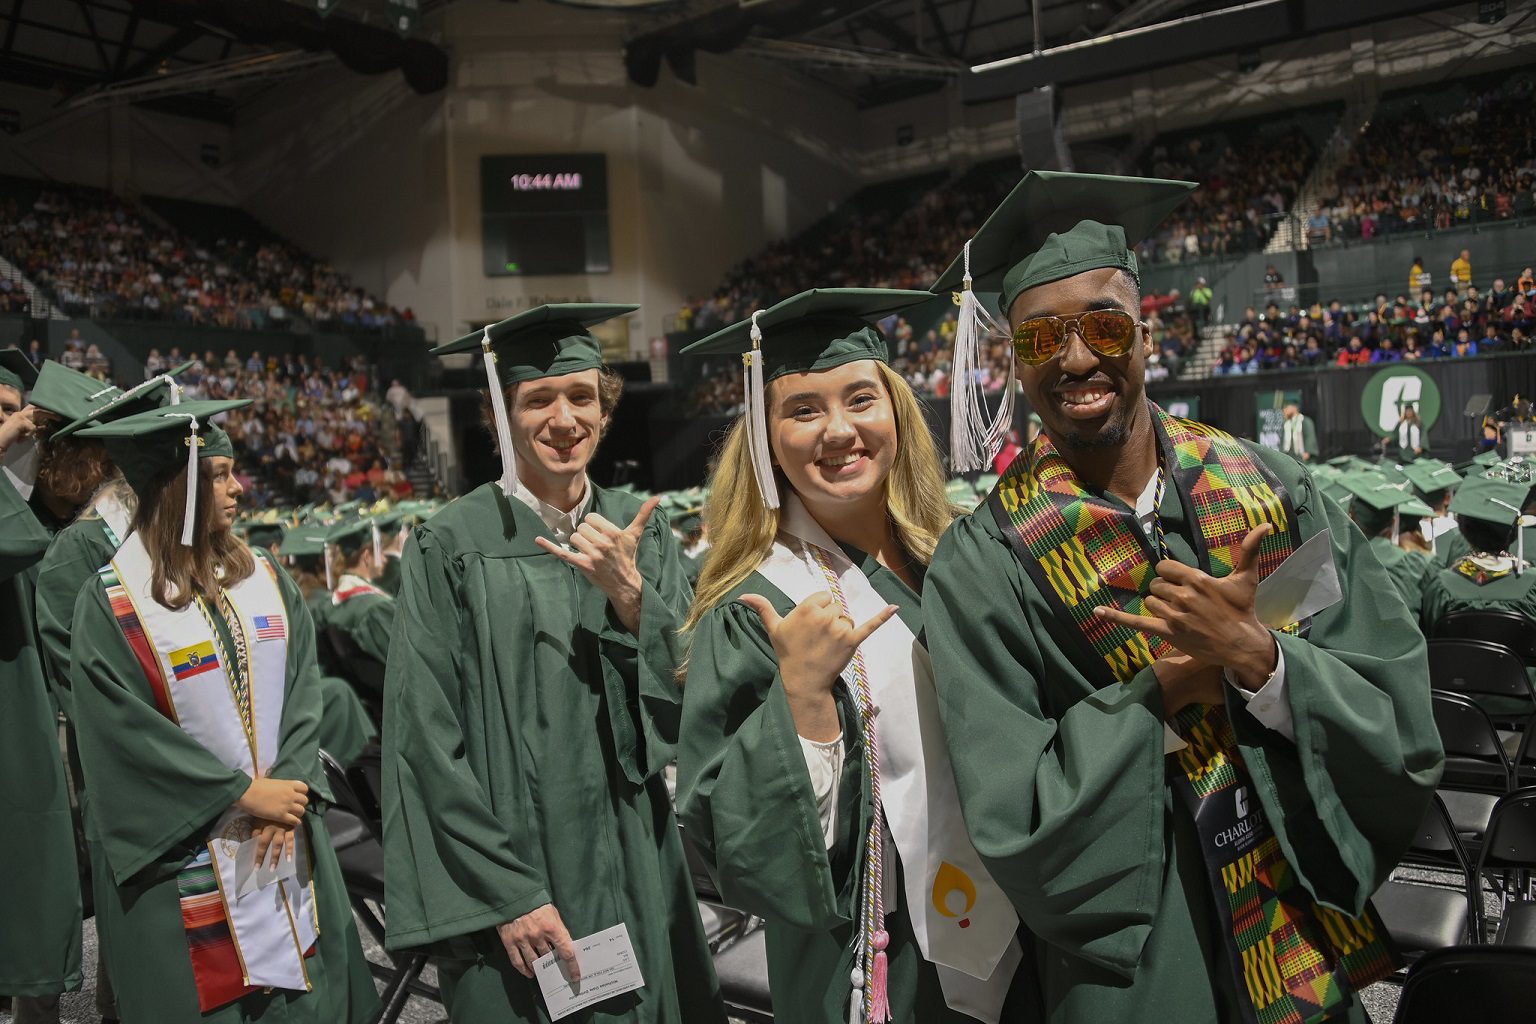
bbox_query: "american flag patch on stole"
[253,614,285,641]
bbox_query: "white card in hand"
[534,922,646,1021]
[1253,528,1342,630]
[2,436,40,500]
[233,834,298,899]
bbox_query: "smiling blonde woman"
[675,288,1038,1024]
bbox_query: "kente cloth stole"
[988,406,1396,1024]
[99,534,320,1013]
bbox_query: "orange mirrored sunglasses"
[1011,309,1142,365]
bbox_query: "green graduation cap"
[54,362,195,438]
[244,525,287,549]
[927,172,1192,472]
[327,516,375,554]
[434,303,637,496]
[278,526,332,560]
[0,347,37,393]
[76,398,250,545]
[1327,455,1378,473]
[1341,471,1419,534]
[1450,475,1530,528]
[681,288,933,509]
[929,170,1197,319]
[1401,459,1463,502]
[27,361,124,423]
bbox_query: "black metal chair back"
[1436,608,1536,663]
[1433,689,1516,792]
[1392,946,1536,1023]
[1427,639,1535,703]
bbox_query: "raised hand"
[497,903,580,981]
[535,495,660,634]
[1094,523,1278,690]
[737,591,898,742]
[0,404,38,454]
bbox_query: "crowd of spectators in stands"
[674,121,1319,341]
[1308,74,1536,244]
[0,186,412,334]
[1212,252,1535,374]
[1135,126,1314,263]
[121,345,417,508]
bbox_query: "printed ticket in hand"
[534,922,646,1021]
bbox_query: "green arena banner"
[1162,395,1201,421]
[1255,389,1300,449]
[1360,365,1442,435]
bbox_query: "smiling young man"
[381,305,724,1024]
[922,171,1442,1024]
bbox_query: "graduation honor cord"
[808,544,892,1024]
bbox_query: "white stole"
[1399,421,1420,451]
[110,534,319,993]
[755,495,1023,1023]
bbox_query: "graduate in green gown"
[324,516,398,664]
[922,172,1443,1024]
[0,352,85,1020]
[374,512,405,596]
[69,400,378,1024]
[1420,474,1536,717]
[381,305,724,1023]
[675,289,1038,1024]
[1338,471,1434,620]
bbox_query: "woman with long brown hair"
[674,289,1036,1024]
[67,399,377,1024]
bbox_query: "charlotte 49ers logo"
[219,815,255,857]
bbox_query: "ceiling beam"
[119,23,203,80]
[921,0,959,58]
[74,0,114,72]
[4,0,26,56]
[112,11,139,77]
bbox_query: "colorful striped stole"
[988,404,1395,1024]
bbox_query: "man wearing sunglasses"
[922,171,1441,1024]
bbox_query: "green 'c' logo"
[1360,366,1441,434]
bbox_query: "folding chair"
[1391,946,1536,1023]
[1476,786,1536,948]
[1375,792,1481,956]
[1431,691,1510,850]
[714,928,773,1024]
[1428,640,1536,778]
[1435,608,1536,663]
[319,749,439,1024]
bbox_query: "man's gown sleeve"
[380,530,551,949]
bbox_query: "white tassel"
[325,543,335,592]
[481,326,518,496]
[743,310,779,509]
[372,521,383,565]
[177,414,199,547]
[949,240,1015,473]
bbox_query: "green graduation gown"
[1421,556,1536,718]
[923,441,1443,1024]
[677,545,1039,1023]
[326,579,395,665]
[1368,536,1432,621]
[0,472,82,998]
[69,549,379,1024]
[376,553,402,596]
[381,482,725,1023]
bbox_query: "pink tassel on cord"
[868,930,892,1022]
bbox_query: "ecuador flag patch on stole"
[170,641,220,680]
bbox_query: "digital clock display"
[481,154,610,276]
[509,173,585,191]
